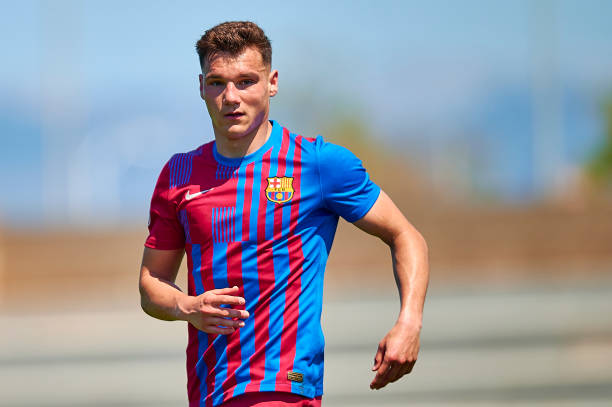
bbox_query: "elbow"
[392,226,428,254]
[139,278,153,316]
[417,231,428,257]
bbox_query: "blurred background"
[1,0,611,406]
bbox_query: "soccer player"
[139,21,429,407]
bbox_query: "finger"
[403,360,416,375]
[206,325,235,335]
[385,362,403,384]
[393,360,415,383]
[210,286,241,295]
[213,307,250,319]
[210,294,246,306]
[370,360,390,389]
[206,317,246,328]
[376,361,396,388]
[372,344,384,371]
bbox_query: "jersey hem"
[346,185,381,223]
[193,382,320,407]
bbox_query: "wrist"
[176,294,196,323]
[397,311,422,330]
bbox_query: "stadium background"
[1,1,611,405]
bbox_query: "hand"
[370,318,421,390]
[183,286,249,335]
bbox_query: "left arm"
[353,190,429,390]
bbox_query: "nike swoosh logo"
[185,188,213,201]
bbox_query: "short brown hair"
[195,21,272,70]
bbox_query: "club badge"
[266,177,294,204]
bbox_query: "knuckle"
[201,293,213,305]
[386,354,399,363]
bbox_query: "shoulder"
[165,143,211,188]
[314,136,365,172]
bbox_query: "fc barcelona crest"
[266,177,294,204]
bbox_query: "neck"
[214,116,272,159]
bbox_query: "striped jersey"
[145,120,380,407]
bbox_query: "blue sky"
[1,0,612,226]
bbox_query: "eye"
[238,79,256,87]
[209,80,224,86]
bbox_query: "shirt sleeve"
[316,137,381,222]
[144,161,186,250]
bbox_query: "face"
[199,46,278,141]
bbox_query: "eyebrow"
[204,69,267,80]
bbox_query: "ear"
[199,74,205,100]
[269,69,278,97]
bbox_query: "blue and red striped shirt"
[145,120,380,407]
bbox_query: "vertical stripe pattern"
[212,207,236,243]
[169,147,202,188]
[178,123,352,406]
[216,164,238,180]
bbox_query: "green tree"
[588,97,612,187]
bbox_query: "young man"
[139,21,429,407]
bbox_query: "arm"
[352,190,429,390]
[139,247,249,334]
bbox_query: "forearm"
[390,229,429,327]
[139,270,192,322]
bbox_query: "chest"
[174,162,318,244]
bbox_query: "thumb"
[372,343,385,371]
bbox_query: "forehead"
[204,47,268,76]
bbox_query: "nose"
[223,82,240,105]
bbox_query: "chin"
[224,123,252,139]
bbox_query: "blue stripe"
[249,158,263,241]
[183,210,192,243]
[232,242,260,397]
[223,207,229,242]
[191,244,208,403]
[185,155,192,185]
[281,134,296,239]
[265,141,281,240]
[178,154,186,187]
[191,244,205,295]
[260,242,290,391]
[211,242,229,406]
[169,152,195,189]
[291,137,325,397]
[232,167,249,397]
[214,208,218,243]
[234,166,246,240]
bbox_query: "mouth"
[224,112,245,120]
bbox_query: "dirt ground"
[1,202,611,309]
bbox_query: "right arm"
[139,247,249,335]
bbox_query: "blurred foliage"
[321,116,434,211]
[587,96,612,188]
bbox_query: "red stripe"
[187,325,202,407]
[257,150,272,242]
[185,248,202,405]
[245,150,274,391]
[221,241,244,399]
[201,245,216,407]
[288,136,303,235]
[244,240,276,391]
[242,163,254,241]
[273,128,290,240]
[276,134,304,383]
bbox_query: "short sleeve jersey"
[146,120,380,407]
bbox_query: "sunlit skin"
[140,45,428,396]
[199,46,278,158]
